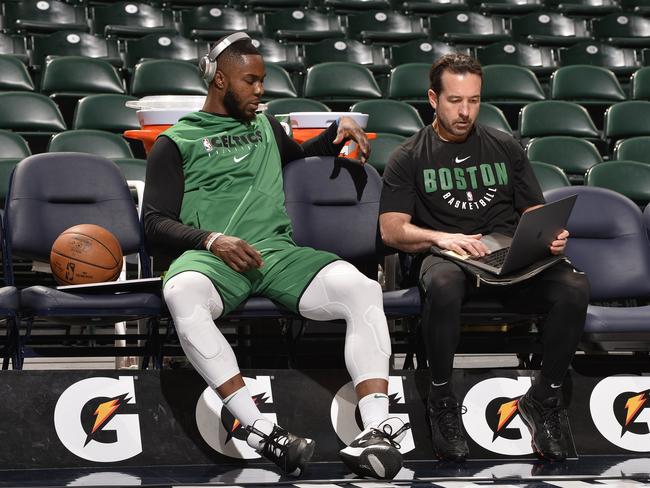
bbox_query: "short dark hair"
[211,35,261,65]
[429,53,482,94]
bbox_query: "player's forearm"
[381,219,445,253]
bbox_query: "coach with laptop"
[379,53,589,462]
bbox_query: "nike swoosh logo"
[455,155,471,164]
[234,153,250,163]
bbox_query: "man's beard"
[437,113,473,137]
[223,88,255,122]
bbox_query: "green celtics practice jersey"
[162,111,294,249]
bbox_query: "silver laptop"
[431,195,577,276]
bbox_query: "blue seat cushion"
[21,285,161,317]
[585,304,650,333]
[0,286,19,313]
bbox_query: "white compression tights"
[163,261,391,390]
[163,272,237,389]
[298,261,390,386]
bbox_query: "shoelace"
[434,403,467,441]
[373,420,411,450]
[541,403,564,439]
[245,424,289,462]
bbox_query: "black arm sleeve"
[142,135,211,256]
[265,114,345,165]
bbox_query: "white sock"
[246,418,274,451]
[358,392,389,430]
[222,386,265,431]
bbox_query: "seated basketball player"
[379,54,589,462]
[142,33,409,479]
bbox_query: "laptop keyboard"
[474,247,510,268]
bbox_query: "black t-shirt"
[380,123,544,236]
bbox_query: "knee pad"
[299,261,391,382]
[164,271,224,319]
[164,272,238,387]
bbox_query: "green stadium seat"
[48,130,134,159]
[511,12,590,47]
[402,0,470,14]
[250,36,303,73]
[551,64,626,127]
[0,92,67,153]
[324,0,391,12]
[0,131,31,159]
[91,2,175,39]
[481,64,545,130]
[388,63,429,101]
[476,102,513,135]
[351,100,425,136]
[303,39,389,74]
[558,42,639,77]
[0,92,66,132]
[551,65,625,102]
[265,98,331,116]
[303,62,382,109]
[123,34,203,68]
[367,133,407,174]
[604,101,650,144]
[262,9,344,43]
[530,161,571,192]
[390,40,467,66]
[466,0,544,14]
[73,94,139,132]
[476,41,556,78]
[632,67,650,99]
[180,6,261,41]
[592,13,650,48]
[545,0,621,15]
[0,33,28,64]
[30,31,121,70]
[263,63,298,99]
[482,64,545,102]
[614,136,650,163]
[40,55,125,128]
[3,0,88,35]
[526,136,603,181]
[40,56,124,95]
[519,101,599,138]
[585,160,650,206]
[130,59,207,97]
[112,158,147,182]
[0,54,34,92]
[428,12,510,45]
[345,11,428,44]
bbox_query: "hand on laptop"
[436,233,491,257]
[550,229,569,255]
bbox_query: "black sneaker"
[339,417,410,480]
[245,419,315,477]
[427,396,469,462]
[517,390,570,461]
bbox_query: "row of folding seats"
[4,52,648,98]
[2,33,648,89]
[532,159,650,208]
[54,0,650,14]
[2,1,650,47]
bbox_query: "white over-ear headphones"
[199,32,252,84]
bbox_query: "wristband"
[205,232,223,251]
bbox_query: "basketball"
[49,224,123,285]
